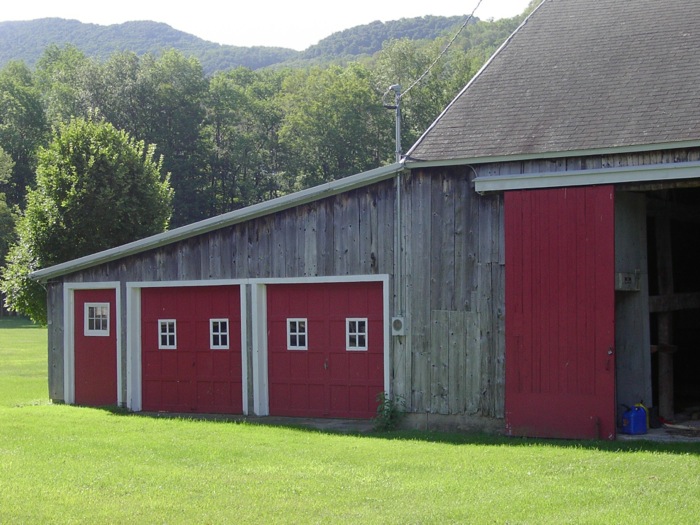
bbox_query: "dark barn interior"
[646,187,700,421]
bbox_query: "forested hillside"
[0,18,298,73]
[301,16,469,59]
[0,2,538,316]
[1,15,476,74]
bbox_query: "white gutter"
[31,162,405,282]
[473,160,700,193]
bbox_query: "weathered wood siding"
[397,169,505,417]
[45,147,700,421]
[46,170,508,418]
[47,281,64,401]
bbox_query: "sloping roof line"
[405,139,700,169]
[31,162,405,282]
[404,0,547,161]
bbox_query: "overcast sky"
[0,0,534,51]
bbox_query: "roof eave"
[31,162,405,282]
[404,139,700,170]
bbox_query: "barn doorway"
[615,186,700,432]
[646,187,700,422]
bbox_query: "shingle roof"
[407,0,700,162]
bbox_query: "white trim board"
[474,161,700,193]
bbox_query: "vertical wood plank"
[448,310,468,414]
[478,262,494,415]
[47,282,64,401]
[466,291,480,414]
[408,173,431,411]
[303,204,319,276]
[493,262,506,418]
[430,310,449,414]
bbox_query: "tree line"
[0,12,526,318]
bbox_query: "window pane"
[346,318,368,351]
[85,303,109,336]
[159,320,177,349]
[210,318,230,349]
[287,318,308,350]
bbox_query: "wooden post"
[655,215,674,420]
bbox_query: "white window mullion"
[158,319,177,349]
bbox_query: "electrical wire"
[400,0,483,99]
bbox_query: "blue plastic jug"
[621,406,647,435]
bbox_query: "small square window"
[84,303,109,336]
[346,318,368,351]
[210,319,230,350]
[287,318,308,350]
[158,319,177,349]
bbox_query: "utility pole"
[383,84,402,163]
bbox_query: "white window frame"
[287,318,308,350]
[158,319,177,350]
[210,318,230,350]
[346,318,368,351]
[84,302,110,336]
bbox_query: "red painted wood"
[74,289,117,406]
[141,286,242,414]
[267,282,384,419]
[505,186,616,439]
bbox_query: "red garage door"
[141,285,242,414]
[267,281,384,419]
[74,288,118,406]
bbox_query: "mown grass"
[0,316,47,406]
[1,318,699,524]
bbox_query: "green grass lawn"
[1,318,699,524]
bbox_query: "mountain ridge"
[0,16,473,74]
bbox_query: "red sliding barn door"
[74,289,118,406]
[505,186,616,440]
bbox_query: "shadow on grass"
[0,317,43,329]
[86,403,700,456]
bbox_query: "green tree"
[204,67,286,214]
[34,45,96,126]
[1,116,173,323]
[0,61,48,206]
[0,147,15,266]
[134,51,209,226]
[279,64,392,189]
[372,38,453,152]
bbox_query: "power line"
[400,0,484,99]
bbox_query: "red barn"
[33,0,700,439]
